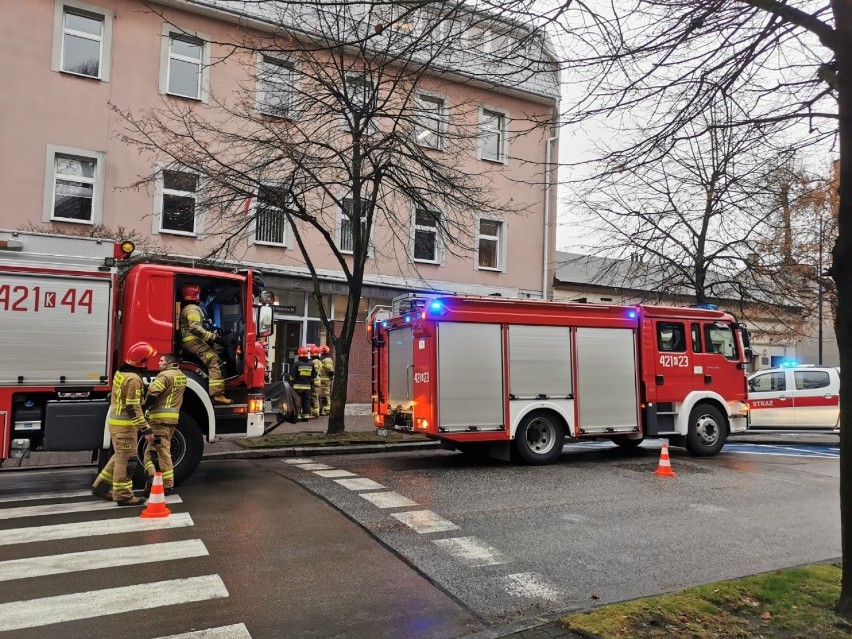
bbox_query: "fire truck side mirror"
[257,305,273,338]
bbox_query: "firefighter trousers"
[183,339,224,396]
[143,423,176,489]
[294,388,312,420]
[319,379,331,415]
[92,425,138,502]
[310,385,320,417]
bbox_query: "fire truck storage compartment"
[43,399,109,450]
[0,273,112,385]
[387,326,414,410]
[508,325,572,399]
[437,322,504,432]
[575,327,639,433]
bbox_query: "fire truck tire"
[131,413,204,487]
[685,403,727,456]
[513,411,565,465]
[612,435,643,449]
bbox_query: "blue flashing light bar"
[780,359,799,368]
[691,303,719,310]
[427,300,448,316]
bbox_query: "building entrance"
[273,320,302,382]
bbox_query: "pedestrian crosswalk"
[0,487,253,638]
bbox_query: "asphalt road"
[0,439,841,639]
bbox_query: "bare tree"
[541,0,852,615]
[114,0,556,434]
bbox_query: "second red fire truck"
[0,230,285,483]
[372,295,753,464]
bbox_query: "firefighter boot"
[116,496,147,507]
[91,482,112,502]
[212,394,233,405]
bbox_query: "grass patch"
[237,431,430,448]
[561,564,852,638]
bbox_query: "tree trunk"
[326,351,348,435]
[834,0,852,618]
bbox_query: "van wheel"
[513,411,564,465]
[133,412,204,487]
[685,404,726,457]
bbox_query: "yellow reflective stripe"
[108,417,135,426]
[162,470,174,479]
[182,335,203,343]
[149,380,166,393]
[149,411,179,419]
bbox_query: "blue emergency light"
[780,360,799,368]
[691,303,719,310]
[404,315,411,323]
[627,309,637,319]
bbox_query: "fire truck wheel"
[131,413,204,487]
[513,411,565,465]
[685,404,727,457]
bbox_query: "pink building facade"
[0,0,560,401]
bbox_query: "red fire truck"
[0,230,277,483]
[371,295,753,464]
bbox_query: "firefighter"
[318,345,334,416]
[179,283,232,404]
[142,353,186,497]
[91,342,156,507]
[289,346,316,421]
[309,345,323,418]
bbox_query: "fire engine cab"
[371,295,752,464]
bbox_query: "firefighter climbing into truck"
[371,294,753,464]
[0,229,297,485]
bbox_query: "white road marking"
[0,574,229,631]
[432,536,510,567]
[0,490,92,504]
[392,510,459,534]
[313,469,356,478]
[0,512,194,546]
[155,623,253,638]
[0,539,208,582]
[359,491,418,509]
[0,495,183,520]
[283,458,314,464]
[504,573,561,602]
[334,478,386,491]
[298,463,334,471]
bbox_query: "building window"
[257,56,297,118]
[51,155,96,222]
[480,109,507,163]
[158,170,198,235]
[344,76,376,131]
[415,94,445,149]
[413,208,441,263]
[168,35,204,99]
[339,198,370,254]
[254,186,289,246]
[477,219,503,270]
[52,1,113,81]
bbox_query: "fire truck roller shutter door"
[437,322,504,432]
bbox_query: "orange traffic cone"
[654,440,676,477]
[140,472,171,519]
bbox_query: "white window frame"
[474,217,507,272]
[159,24,211,102]
[251,185,292,248]
[479,107,509,164]
[414,92,448,151]
[411,206,443,265]
[43,144,105,225]
[256,54,299,119]
[51,0,113,81]
[337,196,374,257]
[153,166,202,237]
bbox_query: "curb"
[203,440,442,461]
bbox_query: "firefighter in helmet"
[91,341,156,507]
[179,283,232,404]
[318,345,334,416]
[309,345,323,418]
[142,352,186,497]
[289,346,316,421]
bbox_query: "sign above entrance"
[274,305,298,315]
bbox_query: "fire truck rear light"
[248,397,264,413]
[374,414,383,425]
[416,418,429,429]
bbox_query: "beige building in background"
[0,0,560,400]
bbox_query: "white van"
[747,366,840,430]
